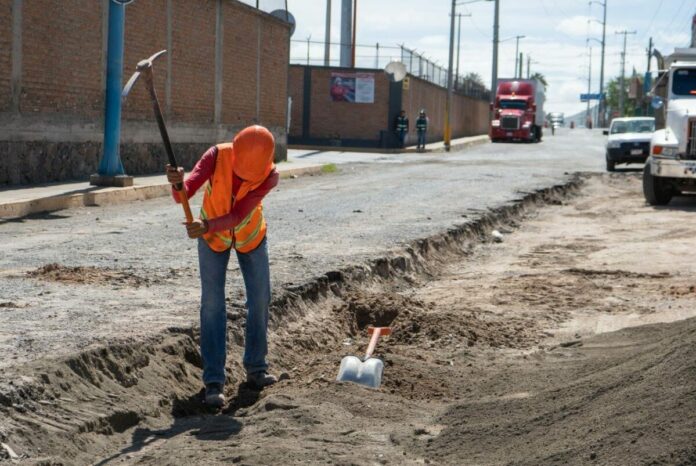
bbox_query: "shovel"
[336,326,392,389]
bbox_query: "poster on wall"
[330,72,375,103]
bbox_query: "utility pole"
[646,36,653,115]
[339,0,351,67]
[456,13,462,88]
[324,0,331,66]
[351,0,357,67]
[518,52,523,79]
[445,0,456,151]
[491,0,499,103]
[591,0,608,127]
[616,29,637,117]
[526,54,530,78]
[513,35,525,78]
[586,46,593,125]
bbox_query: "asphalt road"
[0,128,610,367]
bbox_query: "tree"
[606,75,643,117]
[529,72,548,89]
[463,72,485,86]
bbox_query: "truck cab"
[490,79,545,143]
[644,49,696,205]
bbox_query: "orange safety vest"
[199,143,267,253]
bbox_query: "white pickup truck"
[644,48,696,205]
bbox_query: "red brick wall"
[0,0,11,112]
[403,75,488,141]
[2,0,287,126]
[121,0,168,121]
[20,0,103,117]
[259,16,288,126]
[288,66,304,136]
[170,0,216,123]
[310,67,390,140]
[289,66,488,145]
[222,3,257,125]
[0,0,291,186]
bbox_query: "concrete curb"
[289,134,489,155]
[0,165,325,219]
[402,135,490,154]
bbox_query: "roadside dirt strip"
[2,174,696,464]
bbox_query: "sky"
[251,0,696,116]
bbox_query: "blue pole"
[99,0,126,176]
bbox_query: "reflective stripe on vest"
[200,143,267,253]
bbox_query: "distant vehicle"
[643,48,696,205]
[603,117,655,172]
[490,79,545,143]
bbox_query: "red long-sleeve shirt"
[172,146,279,233]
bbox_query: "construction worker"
[394,110,409,148]
[416,109,428,152]
[166,125,280,409]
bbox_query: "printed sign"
[330,72,375,103]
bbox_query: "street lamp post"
[491,0,499,104]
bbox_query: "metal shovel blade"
[336,355,384,389]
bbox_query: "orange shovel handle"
[365,326,391,359]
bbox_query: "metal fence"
[290,40,489,101]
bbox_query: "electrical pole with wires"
[589,0,608,126]
[491,0,499,105]
[616,29,637,117]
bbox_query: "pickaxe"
[122,50,194,224]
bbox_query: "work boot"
[246,371,278,389]
[204,383,225,408]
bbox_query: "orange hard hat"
[231,125,275,201]
[232,125,275,182]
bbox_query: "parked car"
[603,117,655,172]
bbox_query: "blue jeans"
[198,237,271,385]
[417,131,426,148]
[397,131,406,148]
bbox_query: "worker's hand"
[185,219,209,239]
[166,164,184,186]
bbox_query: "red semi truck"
[490,79,545,143]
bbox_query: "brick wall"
[0,0,12,112]
[0,0,290,186]
[403,75,488,143]
[309,67,390,141]
[288,66,304,137]
[288,65,488,148]
[21,0,103,118]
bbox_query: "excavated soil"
[25,263,183,287]
[2,174,696,465]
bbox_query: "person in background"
[394,110,409,148]
[416,109,428,152]
[166,125,280,409]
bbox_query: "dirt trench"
[2,174,696,465]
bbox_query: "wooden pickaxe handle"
[123,50,193,224]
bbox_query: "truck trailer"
[490,79,545,143]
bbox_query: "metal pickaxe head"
[122,49,168,98]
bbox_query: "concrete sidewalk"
[289,134,489,154]
[0,159,325,219]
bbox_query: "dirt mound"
[26,263,180,287]
[411,318,696,465]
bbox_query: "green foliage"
[463,72,485,86]
[530,72,548,89]
[321,163,338,174]
[606,76,643,117]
